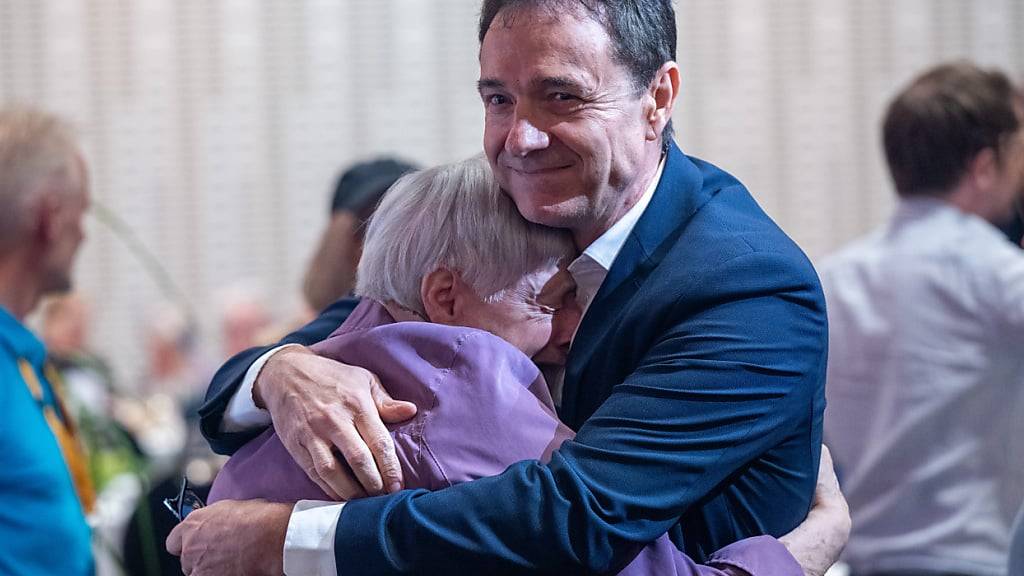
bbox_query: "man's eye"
[551,92,577,102]
[485,94,509,106]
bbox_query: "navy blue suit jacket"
[199,143,827,573]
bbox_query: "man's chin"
[512,198,589,230]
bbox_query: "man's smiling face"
[478,5,657,242]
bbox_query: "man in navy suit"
[170,1,828,574]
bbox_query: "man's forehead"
[478,7,614,89]
[484,0,601,35]
[480,2,610,53]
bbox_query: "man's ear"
[28,189,61,247]
[967,147,999,192]
[645,61,681,142]
[421,268,458,324]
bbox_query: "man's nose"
[504,115,550,157]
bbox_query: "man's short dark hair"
[883,62,1022,197]
[479,0,677,151]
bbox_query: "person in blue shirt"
[0,107,94,576]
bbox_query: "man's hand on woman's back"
[253,345,417,499]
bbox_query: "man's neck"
[940,186,1012,227]
[0,255,42,321]
[572,151,664,250]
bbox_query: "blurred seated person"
[41,293,142,488]
[41,293,116,414]
[302,158,417,312]
[206,156,849,576]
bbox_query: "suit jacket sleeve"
[331,250,826,574]
[198,298,358,455]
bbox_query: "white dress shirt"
[821,197,1024,576]
[221,158,666,575]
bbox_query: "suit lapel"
[559,143,711,426]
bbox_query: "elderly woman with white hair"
[208,155,847,576]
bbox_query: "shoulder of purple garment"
[313,320,542,387]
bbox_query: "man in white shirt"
[821,62,1024,576]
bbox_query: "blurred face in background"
[41,293,90,357]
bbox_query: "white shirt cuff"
[284,500,344,576]
[221,344,300,432]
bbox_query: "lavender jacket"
[209,300,802,576]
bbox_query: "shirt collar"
[578,156,666,272]
[893,196,1009,240]
[0,305,46,364]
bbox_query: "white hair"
[356,154,574,316]
[0,107,82,248]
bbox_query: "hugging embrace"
[169,1,849,574]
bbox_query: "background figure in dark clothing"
[302,158,417,312]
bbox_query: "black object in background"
[1000,207,1024,247]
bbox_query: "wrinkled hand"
[779,445,851,576]
[254,345,418,499]
[166,499,291,576]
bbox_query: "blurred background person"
[41,293,146,576]
[119,283,278,576]
[302,157,418,312]
[41,293,140,488]
[821,62,1024,576]
[217,282,272,357]
[41,293,115,410]
[0,106,94,575]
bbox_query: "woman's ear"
[421,268,458,324]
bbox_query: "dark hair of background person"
[331,158,418,226]
[478,0,677,152]
[303,158,418,311]
[883,61,1023,198]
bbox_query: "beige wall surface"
[1,0,1022,386]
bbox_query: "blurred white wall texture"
[1,0,1022,388]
